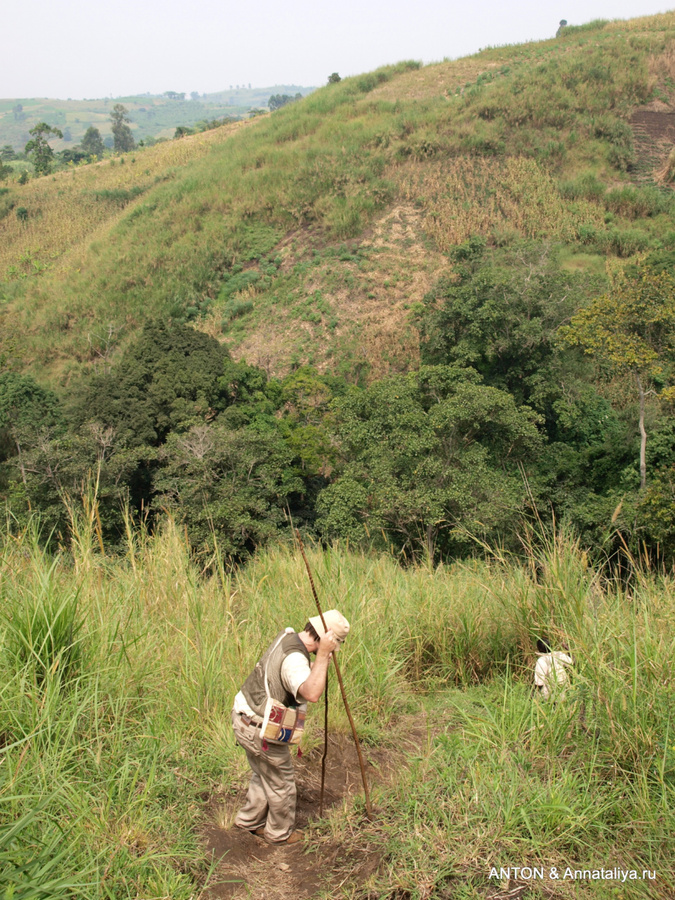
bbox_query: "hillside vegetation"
[1,13,675,569]
[2,17,675,899]
[2,15,675,378]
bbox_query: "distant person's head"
[537,637,553,654]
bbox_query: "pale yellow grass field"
[398,156,606,250]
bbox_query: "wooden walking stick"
[321,671,328,818]
[295,530,373,821]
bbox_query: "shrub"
[354,61,421,94]
[602,227,653,257]
[576,223,599,244]
[592,115,633,148]
[222,299,254,322]
[604,185,673,219]
[91,186,145,207]
[0,191,15,222]
[559,173,606,203]
[218,269,262,300]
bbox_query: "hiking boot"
[235,822,266,836]
[260,829,304,845]
[283,830,304,845]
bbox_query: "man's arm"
[297,631,338,703]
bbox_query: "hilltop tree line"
[1,239,673,567]
[2,82,344,179]
[0,105,135,179]
[0,103,241,181]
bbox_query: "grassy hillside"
[1,12,675,578]
[2,13,675,384]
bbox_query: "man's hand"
[298,630,338,703]
[317,630,338,658]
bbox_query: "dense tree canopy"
[416,239,603,407]
[74,321,231,447]
[0,372,63,463]
[560,266,675,489]
[317,366,542,561]
[1,240,674,567]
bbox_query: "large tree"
[317,365,542,561]
[155,423,301,557]
[80,126,105,158]
[560,266,675,490]
[74,320,231,447]
[24,123,63,175]
[110,104,135,153]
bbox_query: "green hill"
[2,15,675,381]
[1,12,674,566]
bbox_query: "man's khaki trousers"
[231,710,296,842]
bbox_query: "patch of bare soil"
[629,106,675,183]
[229,204,448,382]
[200,729,417,900]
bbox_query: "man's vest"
[240,629,310,717]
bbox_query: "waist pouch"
[261,698,306,745]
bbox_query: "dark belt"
[240,713,262,727]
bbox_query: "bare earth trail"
[201,729,420,900]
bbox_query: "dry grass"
[656,146,675,183]
[398,157,606,250]
[648,45,675,84]
[368,57,508,103]
[226,204,447,380]
[607,11,675,33]
[0,121,250,279]
[3,13,674,386]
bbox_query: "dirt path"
[201,730,413,900]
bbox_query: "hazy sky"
[2,0,672,99]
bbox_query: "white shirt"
[233,637,311,718]
[534,651,573,699]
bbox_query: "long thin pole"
[295,530,373,820]
[320,671,328,817]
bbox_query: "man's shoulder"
[281,630,310,659]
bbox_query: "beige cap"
[309,609,350,646]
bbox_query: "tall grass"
[0,510,673,896]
